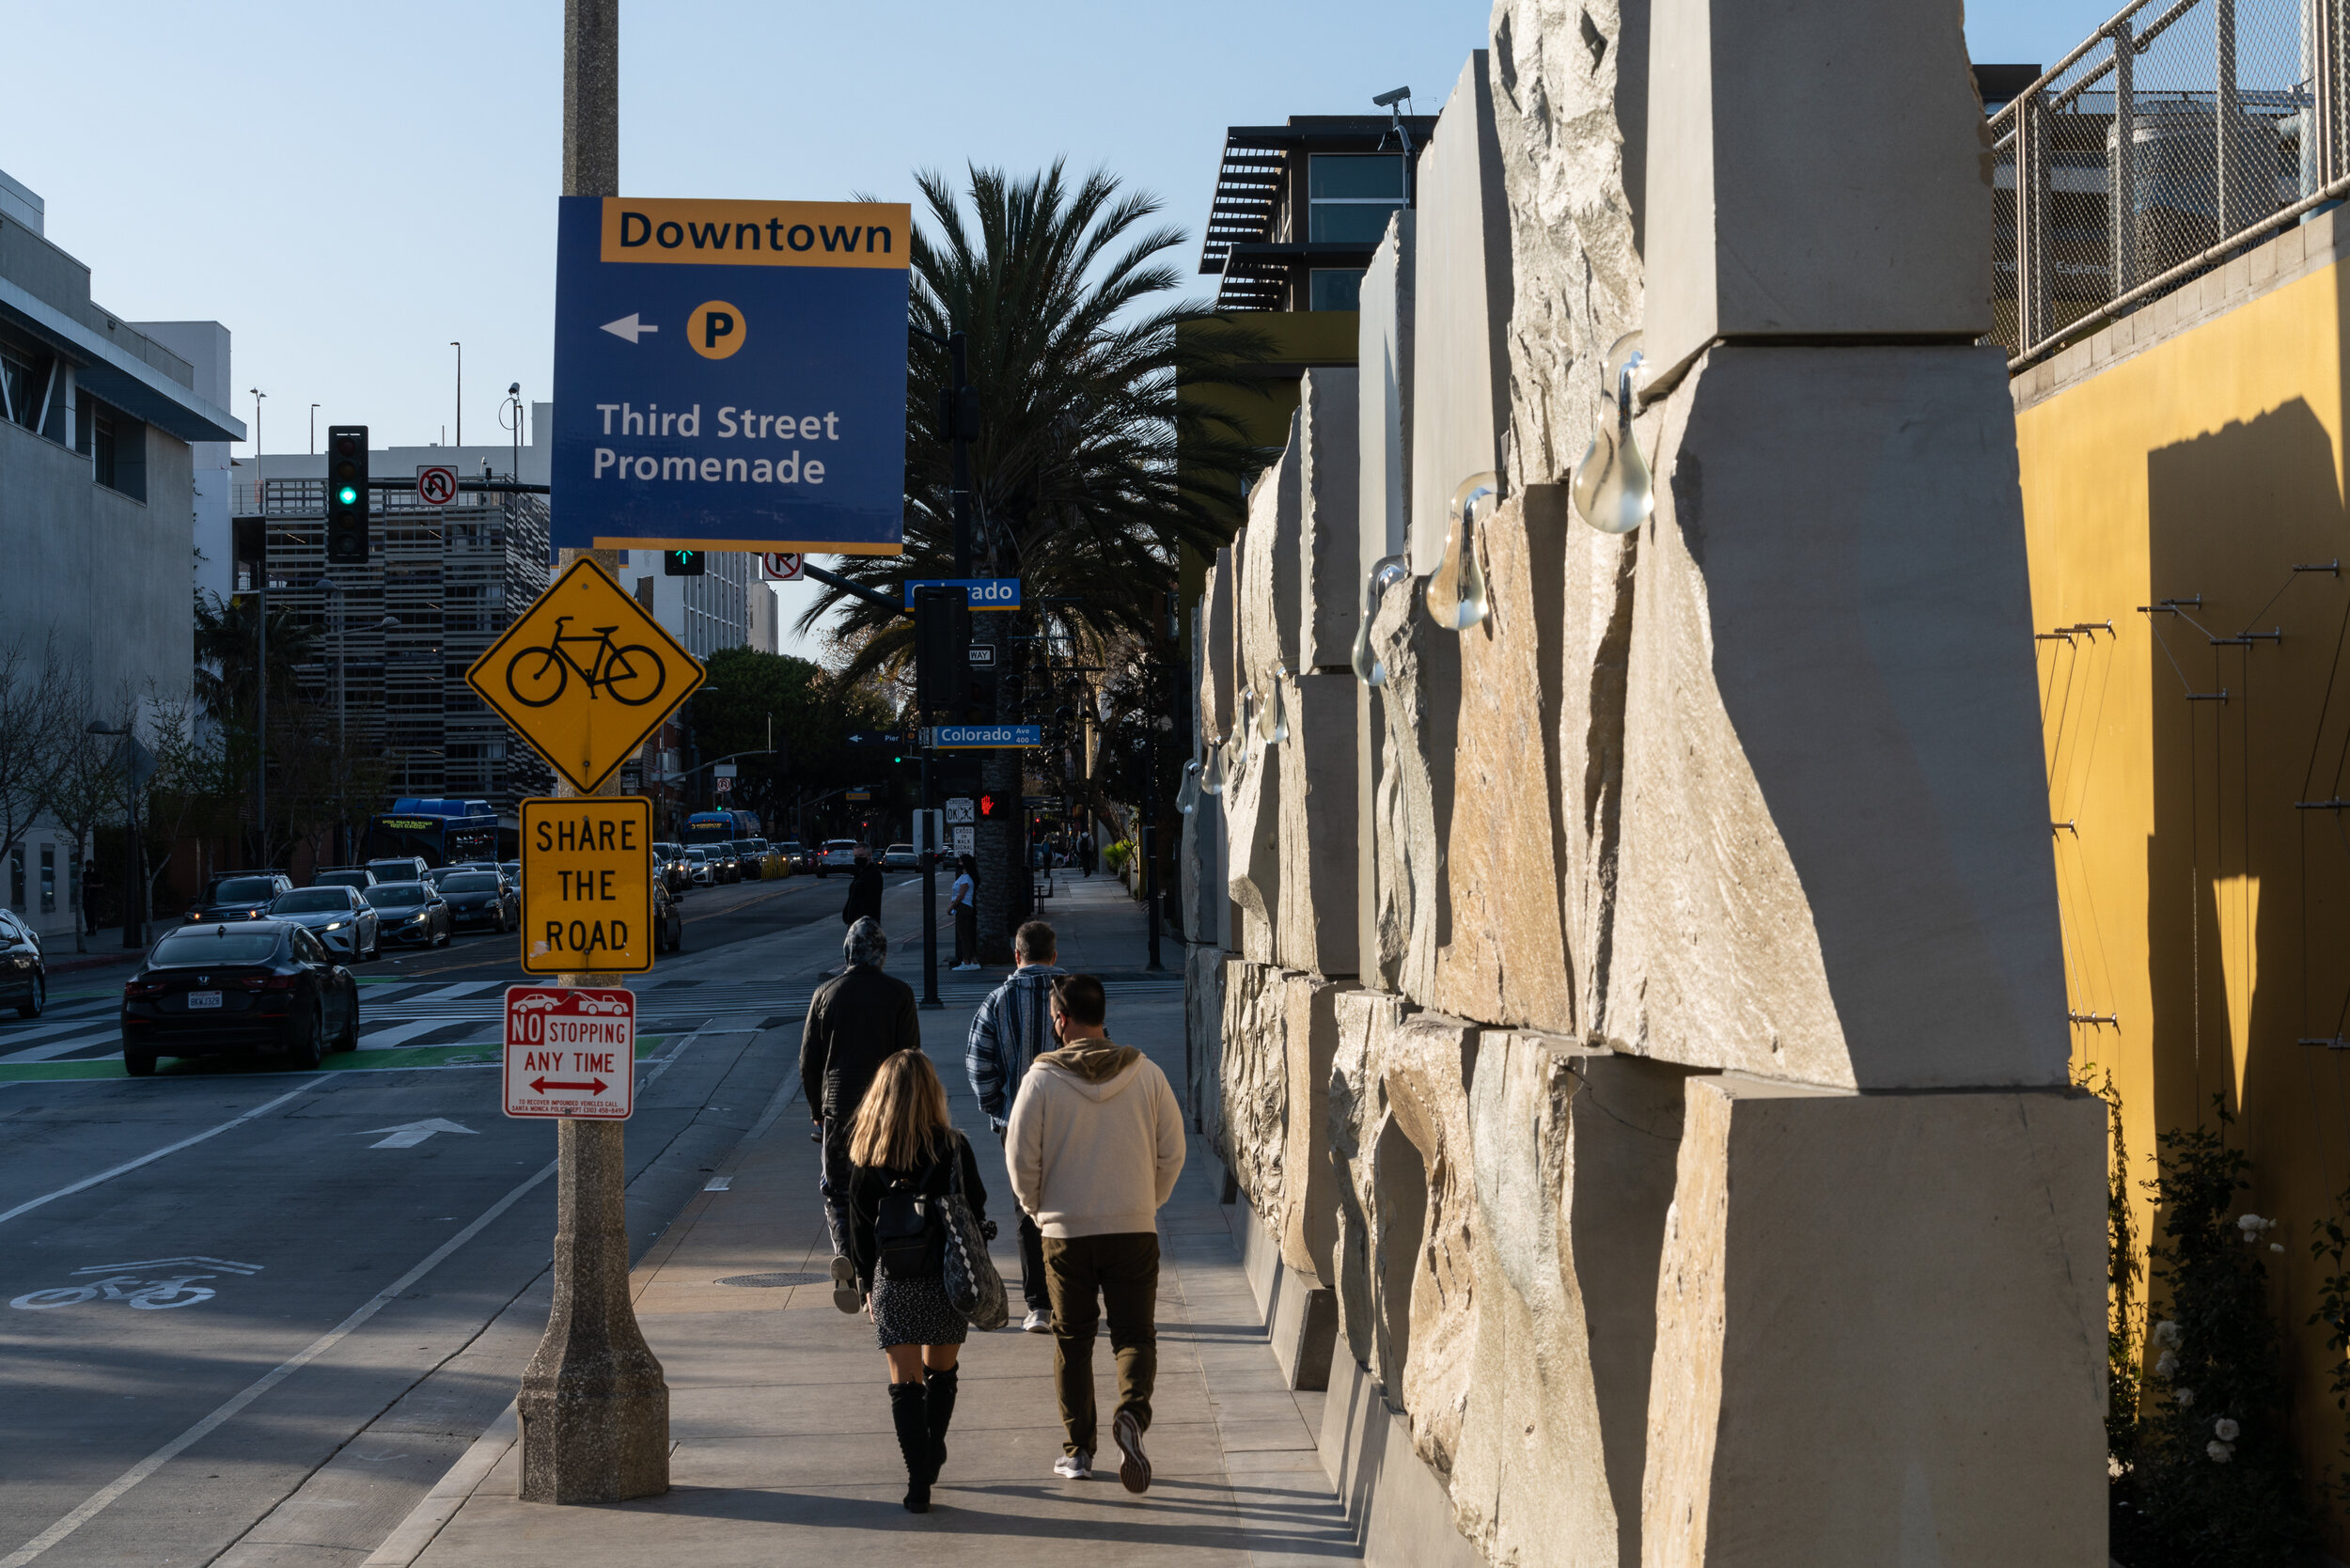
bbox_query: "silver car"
[269,885,381,961]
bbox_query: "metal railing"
[1993,0,2350,370]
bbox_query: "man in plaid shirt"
[966,918,1066,1331]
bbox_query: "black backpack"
[872,1143,951,1278]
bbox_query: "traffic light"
[663,550,705,576]
[324,426,368,564]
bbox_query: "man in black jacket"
[840,843,885,926]
[801,916,921,1309]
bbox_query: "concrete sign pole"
[516,0,670,1507]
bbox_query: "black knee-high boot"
[925,1365,959,1477]
[889,1382,932,1513]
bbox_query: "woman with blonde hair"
[846,1048,992,1513]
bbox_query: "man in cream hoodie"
[1004,973,1185,1492]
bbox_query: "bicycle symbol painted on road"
[9,1255,261,1311]
[502,615,667,709]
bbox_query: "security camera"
[1372,86,1411,107]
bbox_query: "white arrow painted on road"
[601,313,658,344]
[359,1119,479,1150]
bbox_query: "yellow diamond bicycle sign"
[466,557,704,794]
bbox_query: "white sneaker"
[1054,1451,1091,1480]
[1023,1308,1052,1333]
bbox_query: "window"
[91,410,116,489]
[39,846,55,913]
[1309,269,1365,312]
[1308,154,1406,244]
[0,345,35,429]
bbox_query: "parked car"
[437,870,517,932]
[187,872,292,924]
[881,841,917,870]
[120,919,359,1074]
[367,856,430,885]
[269,885,381,961]
[312,867,378,894]
[817,839,860,876]
[365,881,453,947]
[682,847,715,886]
[654,881,683,953]
[0,908,44,1018]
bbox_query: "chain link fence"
[1993,0,2350,367]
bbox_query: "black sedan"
[186,872,291,924]
[365,881,453,947]
[120,920,359,1074]
[0,908,44,1018]
[438,870,516,932]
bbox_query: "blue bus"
[365,798,503,868]
[681,808,760,849]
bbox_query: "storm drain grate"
[716,1272,827,1288]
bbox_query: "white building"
[0,166,242,946]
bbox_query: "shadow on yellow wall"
[2021,256,2350,1544]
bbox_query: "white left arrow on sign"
[601,313,658,344]
[359,1119,479,1150]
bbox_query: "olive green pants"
[1042,1231,1159,1459]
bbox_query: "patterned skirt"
[871,1271,968,1349]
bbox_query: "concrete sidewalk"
[376,877,1353,1565]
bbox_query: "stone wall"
[1186,2,2105,1562]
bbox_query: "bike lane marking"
[0,1153,560,1568]
[0,1083,314,1228]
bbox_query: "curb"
[358,1404,516,1567]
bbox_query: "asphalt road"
[0,870,949,1568]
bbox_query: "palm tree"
[801,161,1269,958]
[193,588,319,731]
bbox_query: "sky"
[5,0,2113,654]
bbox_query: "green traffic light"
[337,485,359,505]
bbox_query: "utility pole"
[517,0,668,1509]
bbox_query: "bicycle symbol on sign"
[9,1255,261,1311]
[503,616,667,709]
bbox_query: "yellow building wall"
[2017,259,2350,1535]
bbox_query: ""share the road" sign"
[503,986,634,1120]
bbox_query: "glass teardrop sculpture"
[1262,667,1291,743]
[1575,333,1653,536]
[1236,687,1256,750]
[1573,421,1653,535]
[1352,555,1411,684]
[1177,760,1200,815]
[1198,742,1225,796]
[1426,474,1496,631]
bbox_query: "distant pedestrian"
[964,919,1068,1332]
[846,1049,993,1514]
[1006,974,1184,1492]
[949,855,979,971]
[841,843,885,927]
[800,917,920,1307]
[1077,838,1096,878]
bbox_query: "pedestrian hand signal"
[979,793,997,818]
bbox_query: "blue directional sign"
[552,196,911,556]
[901,577,1022,611]
[930,725,1042,749]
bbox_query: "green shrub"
[1102,839,1132,873]
[2111,1097,2313,1566]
